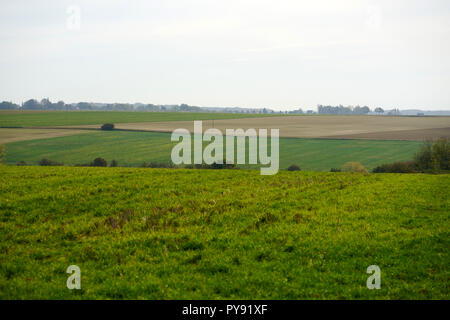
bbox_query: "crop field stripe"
[0,111,289,127]
[3,131,423,170]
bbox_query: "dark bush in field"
[16,161,27,166]
[373,161,417,173]
[208,161,236,169]
[330,168,341,172]
[39,158,63,166]
[110,159,118,167]
[101,123,115,130]
[92,157,107,167]
[140,161,178,168]
[287,164,301,171]
[200,159,236,169]
[183,160,236,170]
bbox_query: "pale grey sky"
[1,0,449,110]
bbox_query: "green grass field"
[0,111,283,127]
[0,166,448,299]
[4,131,423,171]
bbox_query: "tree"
[110,159,118,167]
[77,102,93,110]
[92,157,107,167]
[101,123,114,130]
[55,100,65,110]
[374,107,384,114]
[0,101,19,110]
[415,138,449,172]
[23,99,41,110]
[287,164,301,171]
[39,158,63,166]
[430,138,449,170]
[361,106,371,114]
[372,161,417,173]
[40,98,52,109]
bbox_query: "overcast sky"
[1,0,449,110]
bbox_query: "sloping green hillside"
[0,166,448,299]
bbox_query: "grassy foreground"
[4,131,422,171]
[0,111,283,127]
[0,166,448,299]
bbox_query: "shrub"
[430,138,450,171]
[39,158,63,166]
[330,168,341,172]
[110,160,118,167]
[415,141,433,171]
[140,161,178,168]
[92,157,107,167]
[200,159,236,169]
[209,160,236,169]
[287,164,301,171]
[16,161,27,166]
[413,138,449,172]
[101,123,114,130]
[341,162,368,174]
[372,161,417,173]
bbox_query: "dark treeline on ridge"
[0,99,286,114]
[0,99,400,115]
[0,99,206,112]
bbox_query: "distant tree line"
[0,99,205,112]
[0,99,274,113]
[317,104,371,115]
[0,101,19,110]
[1,99,403,115]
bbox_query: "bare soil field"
[0,128,90,144]
[3,115,449,142]
[104,115,450,140]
